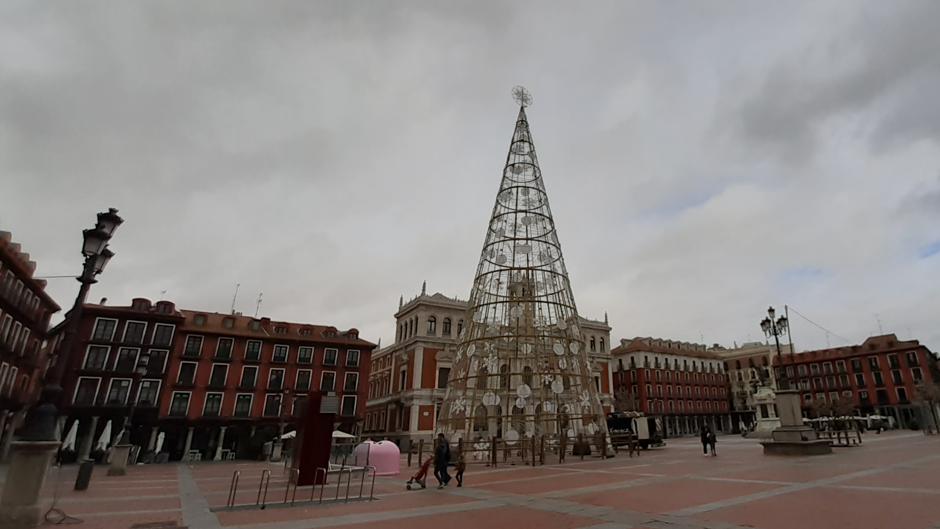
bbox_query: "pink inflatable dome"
[354,440,400,476]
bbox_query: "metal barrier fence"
[224,465,376,511]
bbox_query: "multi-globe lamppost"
[0,208,122,527]
[759,306,790,390]
[20,208,123,441]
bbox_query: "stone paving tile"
[477,470,642,495]
[565,477,783,515]
[329,505,602,529]
[699,486,940,529]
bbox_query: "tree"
[613,386,639,413]
[914,382,940,433]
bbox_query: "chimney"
[100,297,107,305]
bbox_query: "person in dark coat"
[700,425,711,456]
[434,433,451,488]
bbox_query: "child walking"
[455,450,466,487]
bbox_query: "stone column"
[147,426,159,452]
[182,426,194,460]
[77,416,99,461]
[213,426,228,461]
[0,441,60,528]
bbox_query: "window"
[222,318,234,329]
[113,347,139,373]
[298,346,313,364]
[822,362,833,374]
[836,360,846,373]
[341,395,357,416]
[810,364,820,375]
[147,350,169,376]
[868,356,880,370]
[249,320,261,331]
[299,327,312,336]
[0,315,11,343]
[184,336,203,358]
[193,314,207,326]
[234,394,253,417]
[590,337,596,352]
[215,338,234,360]
[851,358,862,372]
[897,387,909,402]
[272,345,289,363]
[906,351,920,367]
[599,338,605,352]
[152,324,175,346]
[92,318,118,341]
[873,372,884,386]
[209,364,228,387]
[263,394,282,417]
[324,349,338,366]
[913,367,923,382]
[442,318,452,336]
[803,393,812,402]
[203,393,223,416]
[437,367,450,389]
[855,373,866,387]
[457,320,464,336]
[177,362,197,386]
[73,377,101,406]
[83,346,110,370]
[169,392,191,416]
[123,321,147,344]
[321,371,336,392]
[296,369,312,392]
[346,350,360,368]
[426,317,436,335]
[106,378,132,405]
[240,366,258,388]
[344,373,359,392]
[245,340,262,362]
[268,368,285,390]
[399,369,407,391]
[859,390,870,402]
[888,354,899,369]
[137,379,160,406]
[798,365,807,376]
[891,370,903,385]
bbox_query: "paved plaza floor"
[10,430,940,529]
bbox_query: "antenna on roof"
[255,291,263,318]
[230,283,240,315]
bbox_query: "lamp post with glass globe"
[1,208,122,526]
[759,306,789,390]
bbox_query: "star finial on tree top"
[512,85,532,108]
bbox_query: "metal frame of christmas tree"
[437,87,609,450]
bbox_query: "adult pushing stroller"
[406,456,434,490]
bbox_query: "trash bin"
[74,459,94,491]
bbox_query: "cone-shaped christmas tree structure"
[438,88,609,447]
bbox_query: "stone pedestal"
[0,441,59,528]
[107,444,132,476]
[762,389,832,456]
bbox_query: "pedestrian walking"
[455,449,466,487]
[700,425,710,456]
[434,433,451,489]
[708,430,717,456]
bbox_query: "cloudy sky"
[2,1,938,353]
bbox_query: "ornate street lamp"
[18,208,123,441]
[759,306,789,390]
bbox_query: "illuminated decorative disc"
[569,342,580,354]
[516,244,531,254]
[482,391,497,406]
[496,254,507,265]
[556,320,567,330]
[552,343,565,356]
[467,344,476,356]
[543,401,556,413]
[505,429,520,445]
[558,358,567,369]
[521,215,534,225]
[511,164,524,175]
[517,384,532,398]
[515,397,527,409]
[496,228,505,238]
[510,306,522,318]
[551,379,564,394]
[521,187,530,196]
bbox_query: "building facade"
[775,334,939,428]
[56,298,375,461]
[610,337,731,436]
[0,231,61,456]
[715,341,794,432]
[365,286,613,449]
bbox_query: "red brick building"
[611,337,730,436]
[56,298,375,461]
[0,231,60,454]
[775,334,939,428]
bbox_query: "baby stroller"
[406,456,434,490]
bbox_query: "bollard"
[74,459,94,491]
